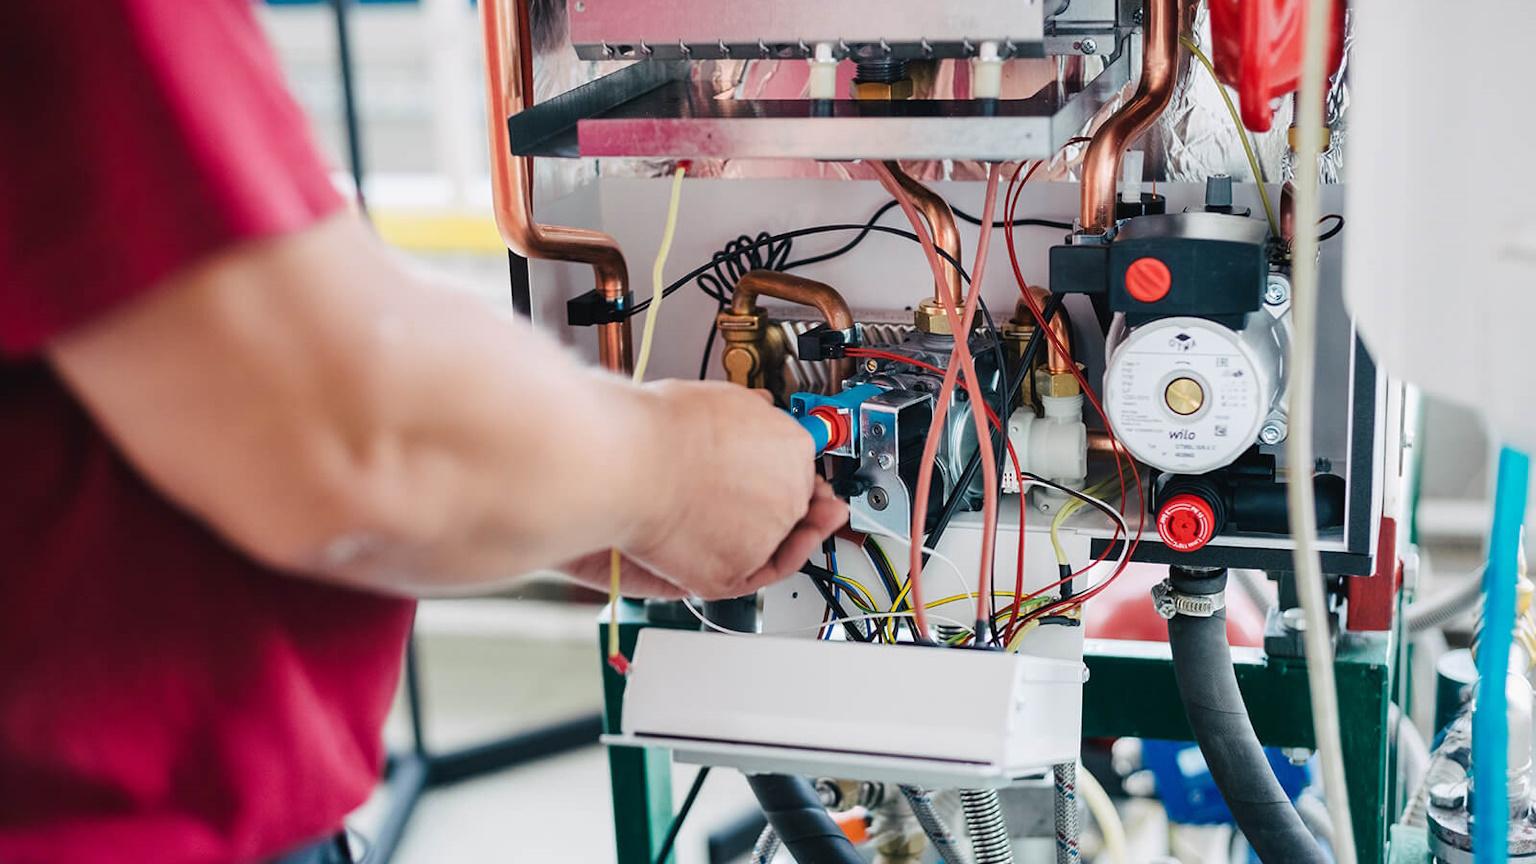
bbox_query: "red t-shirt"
[0,3,415,862]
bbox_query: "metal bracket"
[1151,579,1227,619]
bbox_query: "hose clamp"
[1151,579,1227,619]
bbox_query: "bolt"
[1282,607,1306,631]
[870,423,886,438]
[864,359,880,373]
[1429,781,1467,810]
[868,487,889,511]
[1264,275,1291,306]
[877,453,895,470]
[1079,38,1098,55]
[1259,420,1288,445]
[1281,747,1313,766]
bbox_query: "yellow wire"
[1181,35,1280,237]
[609,167,688,663]
[1049,479,1117,565]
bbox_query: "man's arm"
[47,212,845,598]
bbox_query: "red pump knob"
[1157,494,1218,553]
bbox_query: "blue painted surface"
[1473,446,1529,864]
[1142,739,1311,826]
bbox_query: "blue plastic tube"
[1474,446,1530,864]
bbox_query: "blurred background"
[254,2,1499,860]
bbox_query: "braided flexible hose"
[899,786,971,864]
[1053,762,1081,864]
[960,788,1014,864]
[751,824,781,864]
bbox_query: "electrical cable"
[653,766,710,864]
[607,166,687,676]
[745,775,864,864]
[1317,214,1345,243]
[1475,447,1530,864]
[681,592,975,640]
[1287,1,1357,857]
[950,203,1074,231]
[1181,34,1279,237]
[1077,764,1128,864]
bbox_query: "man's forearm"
[51,214,672,595]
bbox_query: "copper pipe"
[1023,286,1075,375]
[731,271,856,383]
[481,0,632,372]
[882,162,963,308]
[1078,0,1182,234]
[1087,431,1131,459]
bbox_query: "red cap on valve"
[809,405,851,452]
[1157,493,1217,553]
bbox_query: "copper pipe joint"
[481,0,632,373]
[881,162,964,309]
[1022,286,1074,375]
[1078,0,1182,234]
[726,271,855,386]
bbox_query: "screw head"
[1259,420,1287,445]
[877,453,895,470]
[870,423,886,438]
[864,359,880,373]
[1080,38,1098,55]
[1264,275,1291,306]
[868,487,890,511]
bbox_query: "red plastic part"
[1207,0,1347,133]
[1347,516,1401,632]
[1158,494,1217,553]
[1125,257,1173,303]
[809,405,851,451]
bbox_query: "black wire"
[1317,214,1345,243]
[800,562,874,642]
[653,766,711,864]
[697,312,722,380]
[950,204,1074,231]
[782,201,902,270]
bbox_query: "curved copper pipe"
[882,162,963,308]
[481,0,632,372]
[1079,0,1182,234]
[731,271,855,382]
[1022,287,1074,375]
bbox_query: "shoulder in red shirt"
[0,3,413,862]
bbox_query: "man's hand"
[619,381,848,600]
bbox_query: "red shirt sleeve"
[0,0,345,356]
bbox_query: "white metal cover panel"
[620,630,1082,774]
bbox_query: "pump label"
[1105,320,1270,474]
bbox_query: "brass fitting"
[1035,366,1082,399]
[853,78,915,101]
[717,307,787,394]
[1000,320,1040,406]
[913,298,953,335]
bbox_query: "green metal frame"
[601,606,1403,864]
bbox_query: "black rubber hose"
[744,775,863,864]
[701,599,862,864]
[1164,567,1328,864]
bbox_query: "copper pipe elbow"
[481,0,632,372]
[1022,286,1075,375]
[881,162,964,308]
[730,271,856,383]
[1078,0,1182,234]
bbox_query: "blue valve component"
[789,384,883,457]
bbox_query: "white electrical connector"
[1001,401,1087,495]
[973,40,1004,100]
[808,42,838,100]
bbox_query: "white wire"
[1286,0,1357,859]
[1077,760,1128,864]
[1020,479,1134,596]
[860,528,975,611]
[679,596,976,639]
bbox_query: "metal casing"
[568,0,1048,61]
[1106,212,1269,326]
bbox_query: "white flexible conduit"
[1285,0,1359,859]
